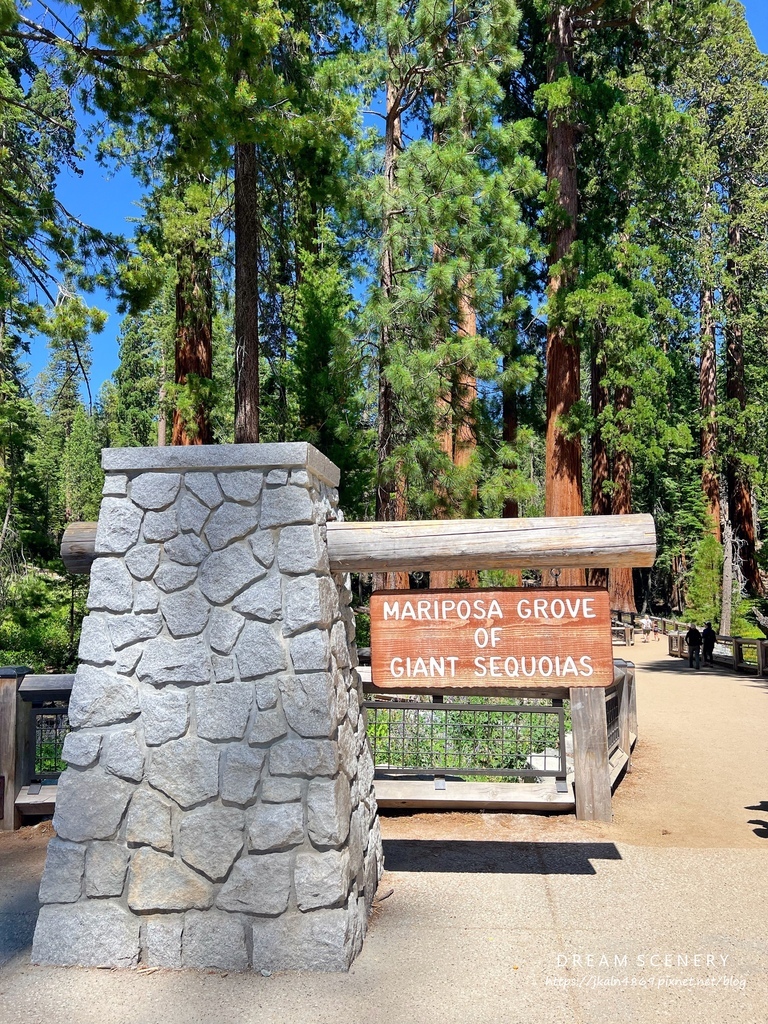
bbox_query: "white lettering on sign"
[382,597,504,622]
[390,656,459,678]
[516,596,596,620]
[473,655,593,679]
[371,588,613,690]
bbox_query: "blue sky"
[28,2,768,396]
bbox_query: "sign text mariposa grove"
[369,587,613,689]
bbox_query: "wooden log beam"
[326,513,655,573]
[61,521,98,575]
[61,513,656,576]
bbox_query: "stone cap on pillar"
[101,442,340,488]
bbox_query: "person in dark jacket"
[685,625,703,669]
[702,622,717,666]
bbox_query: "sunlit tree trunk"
[608,385,637,614]
[375,72,409,592]
[544,5,584,586]
[234,140,260,443]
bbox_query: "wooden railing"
[654,617,768,675]
[0,669,73,830]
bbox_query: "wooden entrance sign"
[370,587,613,690]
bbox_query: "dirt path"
[380,640,768,848]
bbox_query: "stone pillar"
[32,443,382,971]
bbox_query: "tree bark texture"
[588,336,610,588]
[234,141,260,443]
[544,5,584,586]
[700,282,721,541]
[375,73,409,592]
[172,234,213,446]
[608,385,637,614]
[430,286,480,590]
[725,224,762,594]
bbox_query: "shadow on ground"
[745,801,768,839]
[382,840,621,875]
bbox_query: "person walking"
[702,622,717,666]
[641,615,653,642]
[685,624,703,669]
[652,619,660,641]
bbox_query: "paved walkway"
[1,642,767,1023]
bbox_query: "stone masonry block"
[67,665,140,729]
[183,911,248,972]
[204,502,260,551]
[77,614,115,667]
[62,730,102,768]
[212,655,235,682]
[294,850,350,911]
[134,582,160,613]
[221,745,266,804]
[195,683,253,741]
[102,473,128,497]
[161,588,211,639]
[255,678,279,710]
[266,469,288,485]
[235,621,287,679]
[261,776,302,803]
[290,629,331,673]
[104,730,145,782]
[251,907,358,973]
[199,545,265,604]
[126,788,173,852]
[277,525,328,574]
[165,533,209,566]
[279,673,335,738]
[216,853,291,915]
[249,531,275,567]
[125,544,161,580]
[307,775,351,848]
[179,805,245,881]
[130,472,182,510]
[248,708,288,746]
[232,576,282,621]
[87,558,134,613]
[107,612,163,651]
[95,498,143,555]
[184,472,223,508]
[142,509,179,542]
[247,801,304,852]
[269,739,338,779]
[209,608,244,654]
[53,766,133,842]
[154,563,198,593]
[218,469,263,503]
[140,688,189,745]
[127,848,213,912]
[331,620,351,668]
[137,636,211,686]
[85,842,129,898]
[284,576,335,635]
[146,916,183,969]
[38,838,85,904]
[177,494,210,533]
[260,485,314,528]
[147,738,220,809]
[33,902,140,968]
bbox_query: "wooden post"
[570,686,612,822]
[0,676,18,830]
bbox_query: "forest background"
[1,0,768,671]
